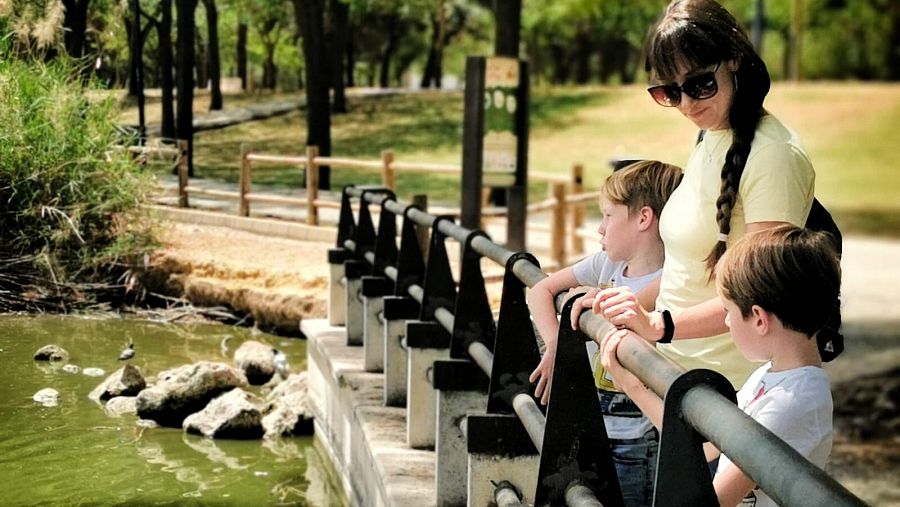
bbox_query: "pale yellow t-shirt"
[656,114,815,388]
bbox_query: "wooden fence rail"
[172,145,597,269]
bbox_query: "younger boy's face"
[720,292,768,362]
[598,198,639,262]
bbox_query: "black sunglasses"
[647,62,721,107]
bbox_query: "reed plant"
[0,51,155,311]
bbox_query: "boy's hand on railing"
[592,287,656,340]
[529,347,555,405]
[600,329,644,394]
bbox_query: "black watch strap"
[659,310,675,344]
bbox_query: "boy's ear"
[637,206,655,231]
[750,305,770,335]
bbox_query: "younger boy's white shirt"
[716,363,833,507]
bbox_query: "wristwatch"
[658,310,675,344]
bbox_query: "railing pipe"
[467,341,494,376]
[565,482,604,507]
[494,481,525,507]
[512,393,546,453]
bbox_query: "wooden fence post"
[551,182,567,269]
[572,163,585,254]
[381,149,395,190]
[412,193,429,260]
[239,143,251,217]
[306,145,320,226]
[177,139,189,208]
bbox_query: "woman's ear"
[727,57,741,73]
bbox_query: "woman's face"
[656,60,737,131]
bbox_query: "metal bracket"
[373,194,399,280]
[450,230,497,359]
[336,185,356,249]
[486,252,543,414]
[419,216,457,322]
[654,369,737,507]
[535,294,623,507]
[355,187,390,261]
[395,204,426,298]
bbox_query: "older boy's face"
[597,198,639,263]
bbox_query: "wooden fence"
[169,144,601,269]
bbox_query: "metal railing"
[326,184,867,507]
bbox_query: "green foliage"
[0,55,155,289]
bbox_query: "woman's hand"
[593,287,661,341]
[568,288,600,330]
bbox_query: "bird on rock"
[118,340,135,361]
[273,349,290,379]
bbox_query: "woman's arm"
[599,329,664,428]
[527,267,581,405]
[596,221,789,342]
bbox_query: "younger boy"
[527,159,683,507]
[600,225,840,507]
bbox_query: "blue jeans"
[610,428,659,507]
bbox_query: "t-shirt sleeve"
[740,142,815,226]
[571,251,609,287]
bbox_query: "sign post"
[461,56,529,251]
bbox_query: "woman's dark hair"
[644,0,771,279]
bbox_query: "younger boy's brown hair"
[603,160,683,217]
[716,225,841,338]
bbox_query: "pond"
[0,314,345,506]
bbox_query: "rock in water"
[62,364,81,374]
[82,367,106,377]
[233,341,278,385]
[183,388,263,439]
[33,345,68,362]
[262,372,313,437]
[89,365,147,403]
[135,361,249,428]
[33,388,60,407]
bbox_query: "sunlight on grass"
[134,83,900,236]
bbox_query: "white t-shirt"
[572,250,662,439]
[656,115,816,388]
[716,363,833,507]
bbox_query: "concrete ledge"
[147,205,336,243]
[303,319,436,507]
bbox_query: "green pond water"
[0,314,345,506]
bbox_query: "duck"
[118,340,135,361]
[273,349,290,379]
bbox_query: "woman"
[594,0,815,390]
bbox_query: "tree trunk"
[379,19,398,89]
[262,43,278,89]
[493,0,521,58]
[176,0,196,176]
[420,0,445,89]
[329,0,349,113]
[62,0,90,59]
[202,0,223,110]
[126,17,138,95]
[345,24,355,87]
[195,31,208,88]
[159,0,176,140]
[293,0,332,189]
[237,20,248,90]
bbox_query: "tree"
[328,0,350,113]
[201,0,223,109]
[252,0,291,89]
[158,0,176,139]
[293,0,332,189]
[237,16,248,90]
[176,0,196,176]
[62,0,91,58]
[420,0,469,88]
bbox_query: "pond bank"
[139,208,335,336]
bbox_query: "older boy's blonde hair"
[602,160,683,217]
[717,225,841,337]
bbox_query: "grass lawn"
[131,82,900,237]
